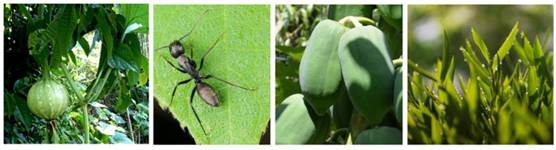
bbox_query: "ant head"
[169,41,184,58]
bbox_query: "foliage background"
[153,5,270,144]
[3,4,149,144]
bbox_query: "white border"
[148,2,154,145]
[270,3,276,146]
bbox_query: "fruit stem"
[49,121,60,143]
[42,63,51,80]
[339,16,376,28]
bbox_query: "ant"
[156,10,255,143]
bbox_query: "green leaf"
[45,5,78,67]
[13,95,34,130]
[440,29,449,81]
[4,91,16,117]
[512,39,531,65]
[121,23,142,43]
[377,5,402,31]
[95,9,114,65]
[154,5,270,144]
[109,132,134,144]
[119,4,149,33]
[78,36,91,56]
[109,44,139,71]
[494,22,519,65]
[27,29,49,66]
[527,66,540,96]
[431,116,442,143]
[114,76,132,113]
[471,27,491,64]
[533,36,545,58]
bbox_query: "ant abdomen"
[196,83,220,107]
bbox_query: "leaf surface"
[154,5,270,144]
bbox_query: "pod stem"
[339,16,376,28]
[392,58,403,69]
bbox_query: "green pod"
[276,94,331,144]
[338,25,394,126]
[299,20,348,115]
[332,86,352,129]
[354,126,402,144]
[393,67,403,123]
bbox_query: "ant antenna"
[155,9,210,51]
[155,45,169,51]
[177,9,210,41]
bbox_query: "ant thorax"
[176,55,199,76]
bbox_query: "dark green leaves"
[108,44,139,72]
[377,5,402,31]
[47,5,78,68]
[27,5,78,68]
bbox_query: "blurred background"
[409,5,553,73]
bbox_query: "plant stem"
[126,108,136,142]
[62,65,90,144]
[408,60,439,82]
[82,104,90,144]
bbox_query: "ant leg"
[198,32,225,71]
[169,79,192,106]
[161,56,187,74]
[189,87,209,139]
[203,75,255,91]
[189,43,194,58]
[178,10,210,42]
